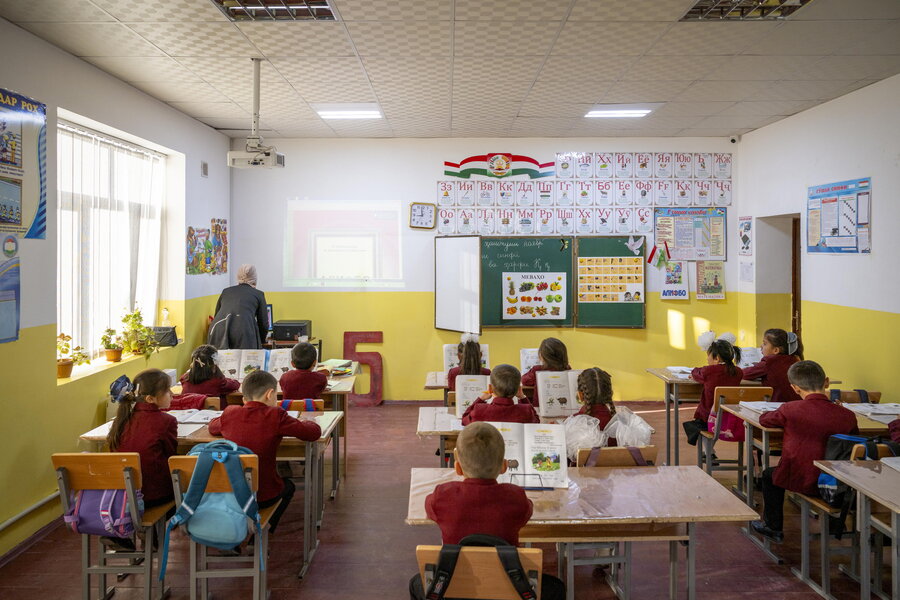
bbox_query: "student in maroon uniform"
[890,418,900,443]
[447,333,490,391]
[574,367,617,430]
[742,328,804,403]
[461,364,539,425]
[179,344,240,405]
[751,361,858,543]
[208,370,321,534]
[280,342,329,400]
[409,422,564,600]
[683,334,744,445]
[521,337,571,406]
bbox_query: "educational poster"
[0,89,47,238]
[555,153,573,178]
[457,208,476,234]
[714,153,732,179]
[674,180,693,206]
[209,218,228,274]
[594,180,612,205]
[740,261,754,283]
[634,153,653,178]
[555,180,574,206]
[577,256,644,303]
[437,208,456,234]
[660,261,689,300]
[634,207,653,234]
[655,153,673,178]
[615,180,633,205]
[436,181,455,205]
[497,180,515,206]
[536,208,555,234]
[634,179,653,206]
[0,236,20,343]
[694,153,712,179]
[807,177,871,254]
[714,179,732,206]
[674,153,693,179]
[574,152,593,178]
[595,208,614,234]
[556,208,574,235]
[515,181,535,206]
[516,208,535,234]
[655,179,673,206]
[477,180,495,206]
[477,208,495,235]
[595,153,614,178]
[739,216,753,256]
[575,180,593,206]
[496,208,515,234]
[536,181,554,206]
[615,208,633,233]
[575,208,594,234]
[186,226,210,274]
[614,153,633,178]
[696,260,725,299]
[456,180,475,206]
[502,272,567,320]
[694,180,712,206]
[654,207,727,261]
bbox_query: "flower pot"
[104,348,123,363]
[57,359,74,379]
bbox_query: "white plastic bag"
[603,406,652,447]
[563,414,606,462]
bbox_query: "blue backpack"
[159,440,263,580]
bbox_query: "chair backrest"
[575,445,658,467]
[416,545,542,600]
[283,399,325,411]
[835,390,882,404]
[168,455,259,495]
[849,443,896,460]
[446,391,456,407]
[52,452,143,491]
[713,386,773,412]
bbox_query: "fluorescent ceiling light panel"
[313,103,383,119]
[585,103,662,118]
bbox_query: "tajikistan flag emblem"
[444,154,555,179]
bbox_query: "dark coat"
[208,283,268,349]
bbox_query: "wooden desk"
[407,466,758,600]
[264,336,322,357]
[416,407,462,466]
[815,460,900,600]
[80,411,343,579]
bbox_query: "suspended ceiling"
[1,0,898,139]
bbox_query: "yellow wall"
[0,294,217,556]
[736,292,793,348]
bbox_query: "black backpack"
[423,534,539,600]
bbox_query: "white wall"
[0,17,231,330]
[231,137,739,294]
[738,74,900,313]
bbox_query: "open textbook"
[519,348,540,373]
[736,347,763,369]
[535,370,583,417]
[215,348,322,382]
[442,344,490,372]
[454,374,490,418]
[487,422,568,488]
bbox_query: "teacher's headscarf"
[237,264,257,286]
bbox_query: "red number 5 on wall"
[342,331,383,406]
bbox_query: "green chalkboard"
[574,236,646,328]
[481,237,574,328]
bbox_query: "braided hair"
[577,367,615,416]
[186,344,225,384]
[457,340,483,375]
[708,339,742,377]
[106,369,170,450]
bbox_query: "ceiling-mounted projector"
[228,58,284,169]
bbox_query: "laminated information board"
[654,207,726,261]
[575,236,645,328]
[807,177,871,254]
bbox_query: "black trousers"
[761,466,785,531]
[259,477,295,535]
[409,572,565,600]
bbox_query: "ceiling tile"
[210,80,300,104]
[168,101,249,119]
[790,0,900,21]
[678,128,755,137]
[131,80,229,103]
[271,56,368,84]
[0,0,114,22]
[271,126,337,138]
[581,128,682,137]
[835,22,900,55]
[717,100,813,116]
[553,22,669,55]
[675,80,775,102]
[454,0,569,21]
[622,55,722,81]
[527,80,612,103]
[651,101,734,117]
[568,0,695,22]
[537,55,636,81]
[454,55,544,82]
[345,21,451,55]
[237,22,355,56]
[295,80,376,102]
[197,117,262,130]
[454,81,533,104]
[601,80,693,103]
[692,115,780,130]
[84,56,202,82]
[380,102,451,121]
[802,55,900,80]
[362,56,451,83]
[454,21,557,56]
[747,21,891,56]
[16,22,164,57]
[746,79,860,101]
[176,57,285,84]
[374,85,451,106]
[334,0,451,21]
[647,22,777,56]
[517,101,594,118]
[702,56,822,81]
[91,0,228,22]
[128,22,257,57]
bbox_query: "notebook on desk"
[738,401,782,413]
[882,456,900,474]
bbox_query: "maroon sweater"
[461,397,540,425]
[179,373,240,397]
[426,478,533,545]
[280,369,328,400]
[742,354,800,403]
[116,403,177,503]
[447,366,491,391]
[691,364,744,422]
[889,418,900,443]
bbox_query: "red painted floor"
[0,400,889,599]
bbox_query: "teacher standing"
[208,264,269,349]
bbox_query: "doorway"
[791,217,801,337]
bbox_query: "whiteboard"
[435,236,481,334]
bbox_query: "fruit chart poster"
[502,272,566,320]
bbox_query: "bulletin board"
[807,177,871,254]
[654,207,727,261]
[480,237,574,328]
[575,236,646,328]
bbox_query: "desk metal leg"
[331,426,340,499]
[438,436,446,467]
[565,543,574,600]
[687,523,696,600]
[892,512,899,600]
[668,540,677,600]
[299,441,319,578]
[443,388,449,407]
[317,446,325,528]
[664,382,673,466]
[742,421,754,506]
[673,386,681,466]
[859,492,871,599]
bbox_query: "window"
[57,121,165,357]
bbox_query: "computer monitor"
[266,304,273,331]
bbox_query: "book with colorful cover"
[487,422,568,488]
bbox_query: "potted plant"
[121,308,159,359]
[100,328,124,362]
[57,333,90,378]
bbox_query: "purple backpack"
[64,489,144,538]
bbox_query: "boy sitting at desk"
[409,422,564,600]
[751,360,858,543]
[208,370,321,536]
[280,341,329,400]
[460,364,539,425]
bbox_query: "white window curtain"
[57,121,165,356]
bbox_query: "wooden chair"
[833,390,882,404]
[446,391,456,408]
[51,452,173,600]
[169,454,280,600]
[697,386,773,480]
[281,398,325,411]
[416,545,542,599]
[566,445,660,600]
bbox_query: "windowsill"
[57,346,178,386]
